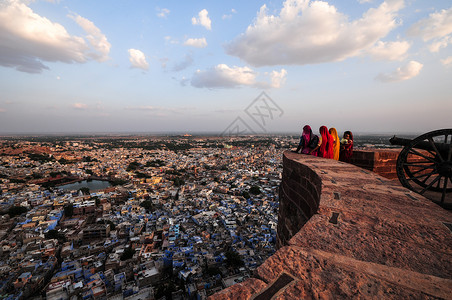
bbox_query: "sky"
[0,0,451,135]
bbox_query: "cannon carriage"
[390,129,452,205]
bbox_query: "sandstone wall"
[351,149,400,179]
[211,151,452,300]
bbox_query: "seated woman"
[339,131,354,163]
[318,126,334,158]
[294,125,319,156]
[329,127,340,160]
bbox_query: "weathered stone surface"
[213,151,452,299]
[207,278,266,300]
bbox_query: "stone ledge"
[212,151,452,299]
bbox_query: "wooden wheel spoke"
[408,148,436,163]
[404,161,435,166]
[408,165,435,176]
[436,177,442,189]
[405,170,436,181]
[427,137,444,162]
[419,175,441,195]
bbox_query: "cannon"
[390,129,452,205]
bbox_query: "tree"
[126,161,140,171]
[172,177,185,187]
[63,204,74,217]
[242,191,250,199]
[225,250,244,268]
[79,187,90,195]
[45,229,67,242]
[120,247,136,261]
[140,200,154,212]
[206,266,221,276]
[8,206,27,217]
[250,185,261,195]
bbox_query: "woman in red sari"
[318,126,334,158]
[339,131,353,163]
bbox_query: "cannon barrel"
[390,136,451,156]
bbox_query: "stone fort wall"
[211,150,452,299]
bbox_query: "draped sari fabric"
[329,127,340,160]
[339,131,354,163]
[318,126,333,158]
[301,125,312,154]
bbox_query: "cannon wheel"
[396,129,452,204]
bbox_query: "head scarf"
[319,126,329,158]
[329,127,340,160]
[302,125,312,147]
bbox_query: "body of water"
[58,180,111,192]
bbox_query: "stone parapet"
[210,151,452,299]
[351,149,401,179]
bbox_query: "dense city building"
[0,135,293,299]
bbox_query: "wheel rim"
[396,129,452,203]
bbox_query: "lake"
[58,180,111,192]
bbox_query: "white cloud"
[408,7,452,53]
[441,56,452,66]
[368,40,410,60]
[269,69,288,88]
[157,8,170,18]
[408,7,452,41]
[376,60,423,82]
[68,13,110,62]
[427,36,452,52]
[358,0,373,3]
[192,9,212,30]
[128,49,149,70]
[0,0,110,73]
[183,37,207,48]
[72,103,88,110]
[225,0,404,66]
[190,64,287,89]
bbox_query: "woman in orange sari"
[329,127,340,160]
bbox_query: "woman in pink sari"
[295,125,318,156]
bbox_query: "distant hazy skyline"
[0,0,451,135]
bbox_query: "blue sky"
[0,0,451,134]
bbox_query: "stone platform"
[211,151,452,299]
